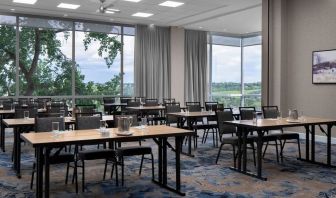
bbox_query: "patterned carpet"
[0,129,336,198]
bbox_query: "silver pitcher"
[288,109,298,120]
[118,116,133,132]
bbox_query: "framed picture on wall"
[312,49,336,84]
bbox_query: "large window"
[209,34,262,108]
[0,14,135,104]
[0,15,17,96]
[75,22,122,96]
[19,17,73,96]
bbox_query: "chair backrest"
[205,102,218,111]
[217,103,224,111]
[165,102,181,113]
[127,101,140,107]
[216,108,236,137]
[14,108,38,118]
[103,97,115,104]
[145,99,158,106]
[120,97,132,104]
[163,98,175,104]
[35,117,65,132]
[18,98,29,105]
[262,106,279,119]
[37,112,63,118]
[76,104,96,114]
[3,101,16,110]
[135,97,146,102]
[186,102,201,112]
[75,112,102,130]
[114,114,138,127]
[239,107,256,120]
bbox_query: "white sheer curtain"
[134,25,171,100]
[184,29,208,104]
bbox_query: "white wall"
[270,0,336,135]
[170,27,185,105]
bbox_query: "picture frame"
[312,49,336,84]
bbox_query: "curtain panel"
[134,25,171,100]
[184,29,208,104]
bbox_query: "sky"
[58,32,134,84]
[313,50,336,64]
[211,44,261,83]
[60,32,261,85]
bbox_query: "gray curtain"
[134,25,171,100]
[184,30,208,104]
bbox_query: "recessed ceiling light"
[105,10,115,14]
[124,0,141,2]
[63,14,68,17]
[199,26,203,29]
[107,8,120,12]
[57,3,80,10]
[159,1,184,7]
[132,12,153,17]
[13,0,37,4]
[10,9,15,11]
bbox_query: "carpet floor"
[0,129,336,198]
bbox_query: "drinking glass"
[11,104,15,111]
[141,117,147,129]
[277,111,282,120]
[252,112,258,124]
[52,122,60,137]
[24,111,29,119]
[100,120,107,132]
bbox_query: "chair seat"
[192,124,217,130]
[221,136,255,144]
[78,149,116,161]
[261,134,279,141]
[117,146,152,156]
[48,153,74,164]
[278,132,300,140]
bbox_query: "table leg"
[237,127,242,171]
[175,136,182,192]
[15,127,21,178]
[0,114,3,151]
[36,146,43,198]
[311,125,315,162]
[45,148,50,198]
[327,124,332,165]
[162,138,167,186]
[242,128,247,172]
[256,130,263,179]
[158,137,162,183]
[304,126,310,161]
[13,127,17,170]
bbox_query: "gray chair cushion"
[78,149,116,161]
[116,146,152,156]
[35,117,65,132]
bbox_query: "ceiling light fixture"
[57,3,80,9]
[13,0,37,4]
[159,1,184,7]
[123,0,141,2]
[132,12,153,17]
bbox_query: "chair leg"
[103,159,108,180]
[115,162,119,186]
[139,154,144,175]
[297,138,301,158]
[251,143,256,166]
[275,140,279,163]
[215,143,224,164]
[82,160,85,192]
[151,153,155,180]
[111,162,114,179]
[232,145,236,168]
[121,158,124,186]
[65,162,70,184]
[263,141,269,158]
[30,163,35,190]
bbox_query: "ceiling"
[0,0,262,34]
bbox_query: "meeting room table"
[223,117,336,180]
[21,125,193,198]
[166,111,217,156]
[2,115,114,178]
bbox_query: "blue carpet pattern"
[0,129,336,198]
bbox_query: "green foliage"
[0,23,122,97]
[83,32,121,68]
